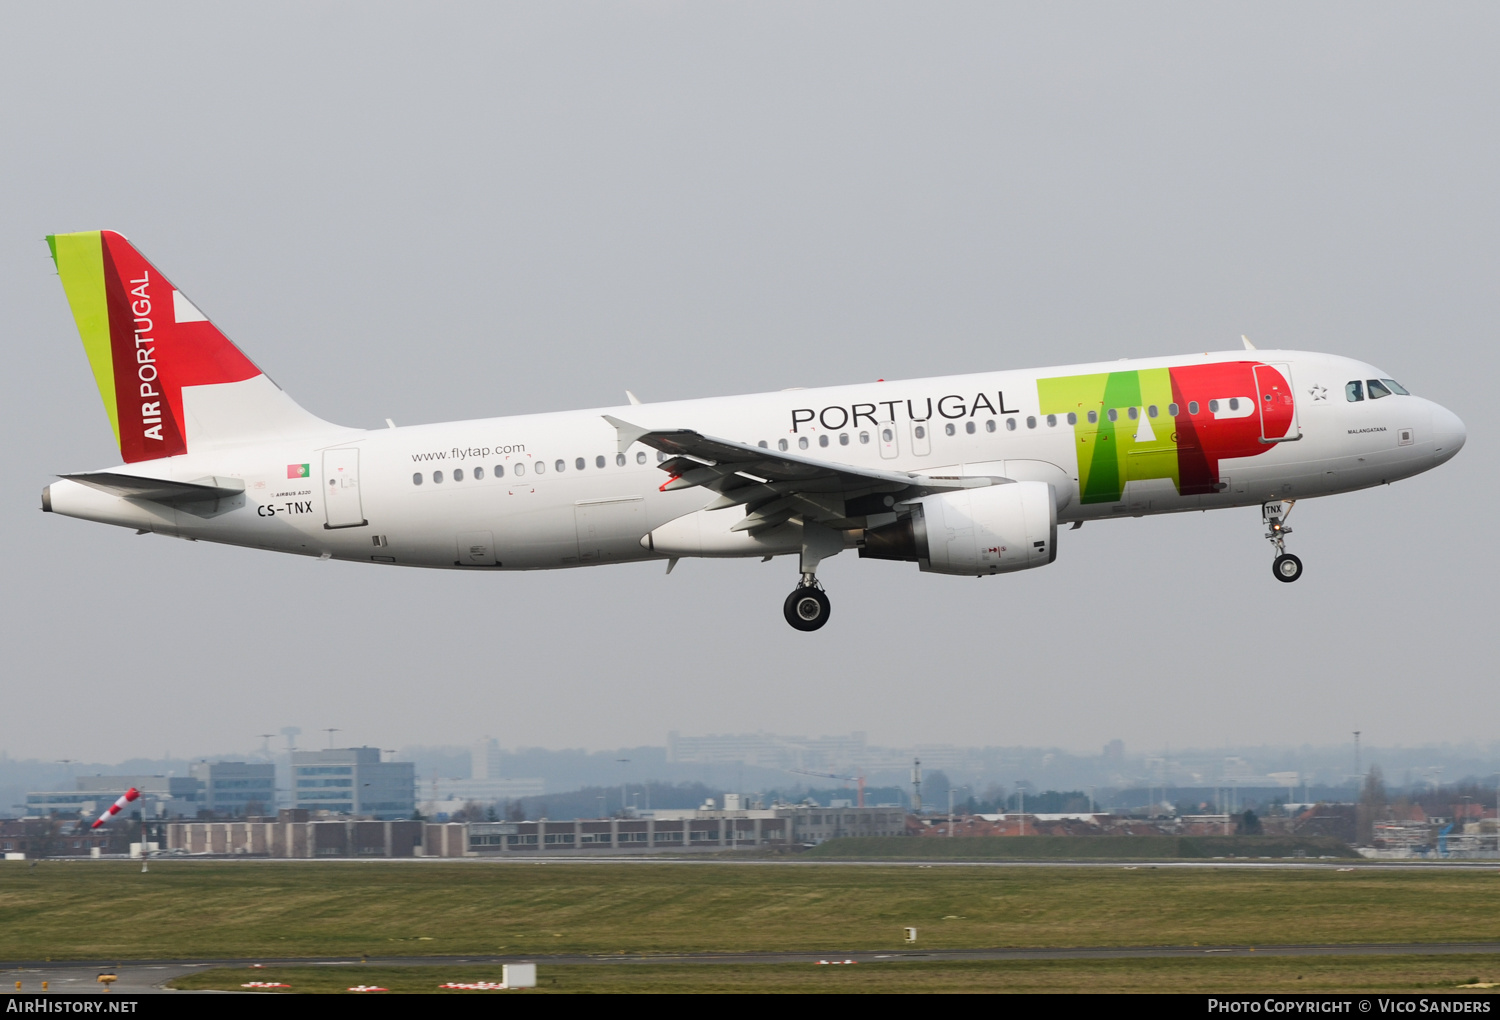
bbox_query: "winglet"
[1241,334,1257,350]
[626,390,642,406]
[602,415,652,455]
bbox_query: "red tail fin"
[49,231,332,461]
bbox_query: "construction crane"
[785,768,865,808]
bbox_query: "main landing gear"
[781,521,843,631]
[784,575,831,632]
[1264,500,1303,583]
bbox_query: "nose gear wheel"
[1263,500,1303,583]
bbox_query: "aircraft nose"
[1431,403,1466,463]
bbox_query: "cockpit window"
[1346,381,1364,402]
[1382,378,1410,395]
[1367,379,1392,400]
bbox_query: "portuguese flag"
[287,463,310,479]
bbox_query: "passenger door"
[322,448,366,529]
[1254,363,1299,442]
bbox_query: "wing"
[603,416,1000,535]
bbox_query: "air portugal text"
[127,271,166,444]
[791,392,1021,431]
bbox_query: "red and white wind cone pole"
[90,788,140,829]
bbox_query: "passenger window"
[882,427,894,442]
[1047,414,1057,427]
[1367,379,1392,400]
[798,436,809,450]
[1087,411,1097,424]
[658,451,669,462]
[914,425,926,440]
[1005,418,1017,431]
[859,431,871,444]
[758,440,768,449]
[1188,401,1199,415]
[553,459,563,472]
[965,421,976,434]
[1168,403,1179,416]
[595,455,606,468]
[1107,408,1118,422]
[514,463,525,476]
[433,470,444,483]
[616,453,626,466]
[1228,397,1240,411]
[535,461,546,475]
[1148,405,1158,418]
[1066,412,1077,425]
[1127,406,1138,420]
[818,434,829,447]
[1208,399,1220,413]
[495,464,505,477]
[474,466,484,480]
[412,472,423,486]
[576,457,586,470]
[1383,379,1410,395]
[987,419,998,432]
[636,451,647,464]
[778,438,789,451]
[1026,416,1036,429]
[944,423,956,436]
[1346,381,1364,402]
[453,468,464,482]
[839,433,849,446]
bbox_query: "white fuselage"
[45,349,1465,571]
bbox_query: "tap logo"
[1038,362,1295,504]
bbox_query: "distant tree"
[1240,809,1263,835]
[486,805,499,822]
[507,802,525,822]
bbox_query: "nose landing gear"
[1264,500,1302,583]
[784,575,831,631]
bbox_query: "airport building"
[189,762,276,816]
[22,775,203,819]
[167,811,426,857]
[291,747,415,820]
[160,799,907,857]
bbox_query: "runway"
[104,854,1500,871]
[9,941,1500,992]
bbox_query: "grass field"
[804,836,1360,859]
[169,957,1500,994]
[3,859,1499,962]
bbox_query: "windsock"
[90,788,140,829]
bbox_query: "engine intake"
[859,481,1057,576]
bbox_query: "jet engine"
[859,481,1057,576]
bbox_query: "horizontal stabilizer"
[62,471,245,505]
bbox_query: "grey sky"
[2,3,1495,762]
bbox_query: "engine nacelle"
[859,481,1057,576]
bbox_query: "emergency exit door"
[323,448,367,529]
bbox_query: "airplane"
[40,230,1466,631]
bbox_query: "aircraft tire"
[784,587,831,631]
[1273,553,1303,583]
